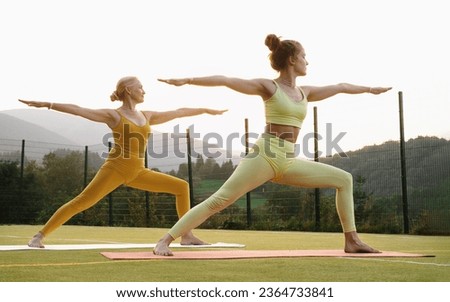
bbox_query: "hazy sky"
[1,0,449,156]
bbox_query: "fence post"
[19,139,25,215]
[398,91,410,234]
[313,107,321,231]
[245,118,252,227]
[145,148,150,226]
[108,142,113,226]
[20,139,25,189]
[144,145,151,227]
[84,146,88,188]
[186,128,195,208]
[20,139,25,180]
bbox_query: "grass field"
[0,225,449,282]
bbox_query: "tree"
[0,160,44,224]
[218,159,235,180]
[37,150,85,222]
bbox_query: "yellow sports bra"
[109,111,151,160]
[264,81,308,128]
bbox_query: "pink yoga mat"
[101,249,433,260]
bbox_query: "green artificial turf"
[0,225,449,282]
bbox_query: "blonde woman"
[20,76,226,248]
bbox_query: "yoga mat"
[101,249,434,260]
[0,242,245,251]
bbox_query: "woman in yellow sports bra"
[19,76,226,248]
[153,34,392,256]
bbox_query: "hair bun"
[265,34,281,51]
[110,91,120,102]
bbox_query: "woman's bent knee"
[343,170,353,184]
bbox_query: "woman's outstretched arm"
[158,76,273,99]
[302,84,392,102]
[145,108,227,126]
[18,99,118,128]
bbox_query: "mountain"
[2,109,110,145]
[1,109,242,171]
[0,112,78,145]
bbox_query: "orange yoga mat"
[101,249,433,260]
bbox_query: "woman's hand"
[158,78,190,86]
[368,87,392,95]
[205,109,228,115]
[18,99,51,109]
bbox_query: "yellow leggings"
[169,133,356,238]
[40,159,190,236]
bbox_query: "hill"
[0,113,78,145]
[320,136,450,196]
[2,109,110,145]
[0,109,242,171]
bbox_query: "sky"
[1,0,449,157]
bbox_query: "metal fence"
[1,118,449,235]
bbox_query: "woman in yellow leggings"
[19,76,226,248]
[154,34,392,256]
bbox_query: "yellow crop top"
[264,81,308,128]
[109,111,151,160]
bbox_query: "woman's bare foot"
[153,234,175,256]
[344,231,380,253]
[28,232,45,248]
[180,230,209,245]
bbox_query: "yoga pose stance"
[20,76,226,248]
[154,34,392,256]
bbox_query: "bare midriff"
[265,123,300,143]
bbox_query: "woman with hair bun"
[19,76,226,248]
[153,34,392,256]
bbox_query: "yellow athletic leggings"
[169,133,356,239]
[40,158,190,236]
